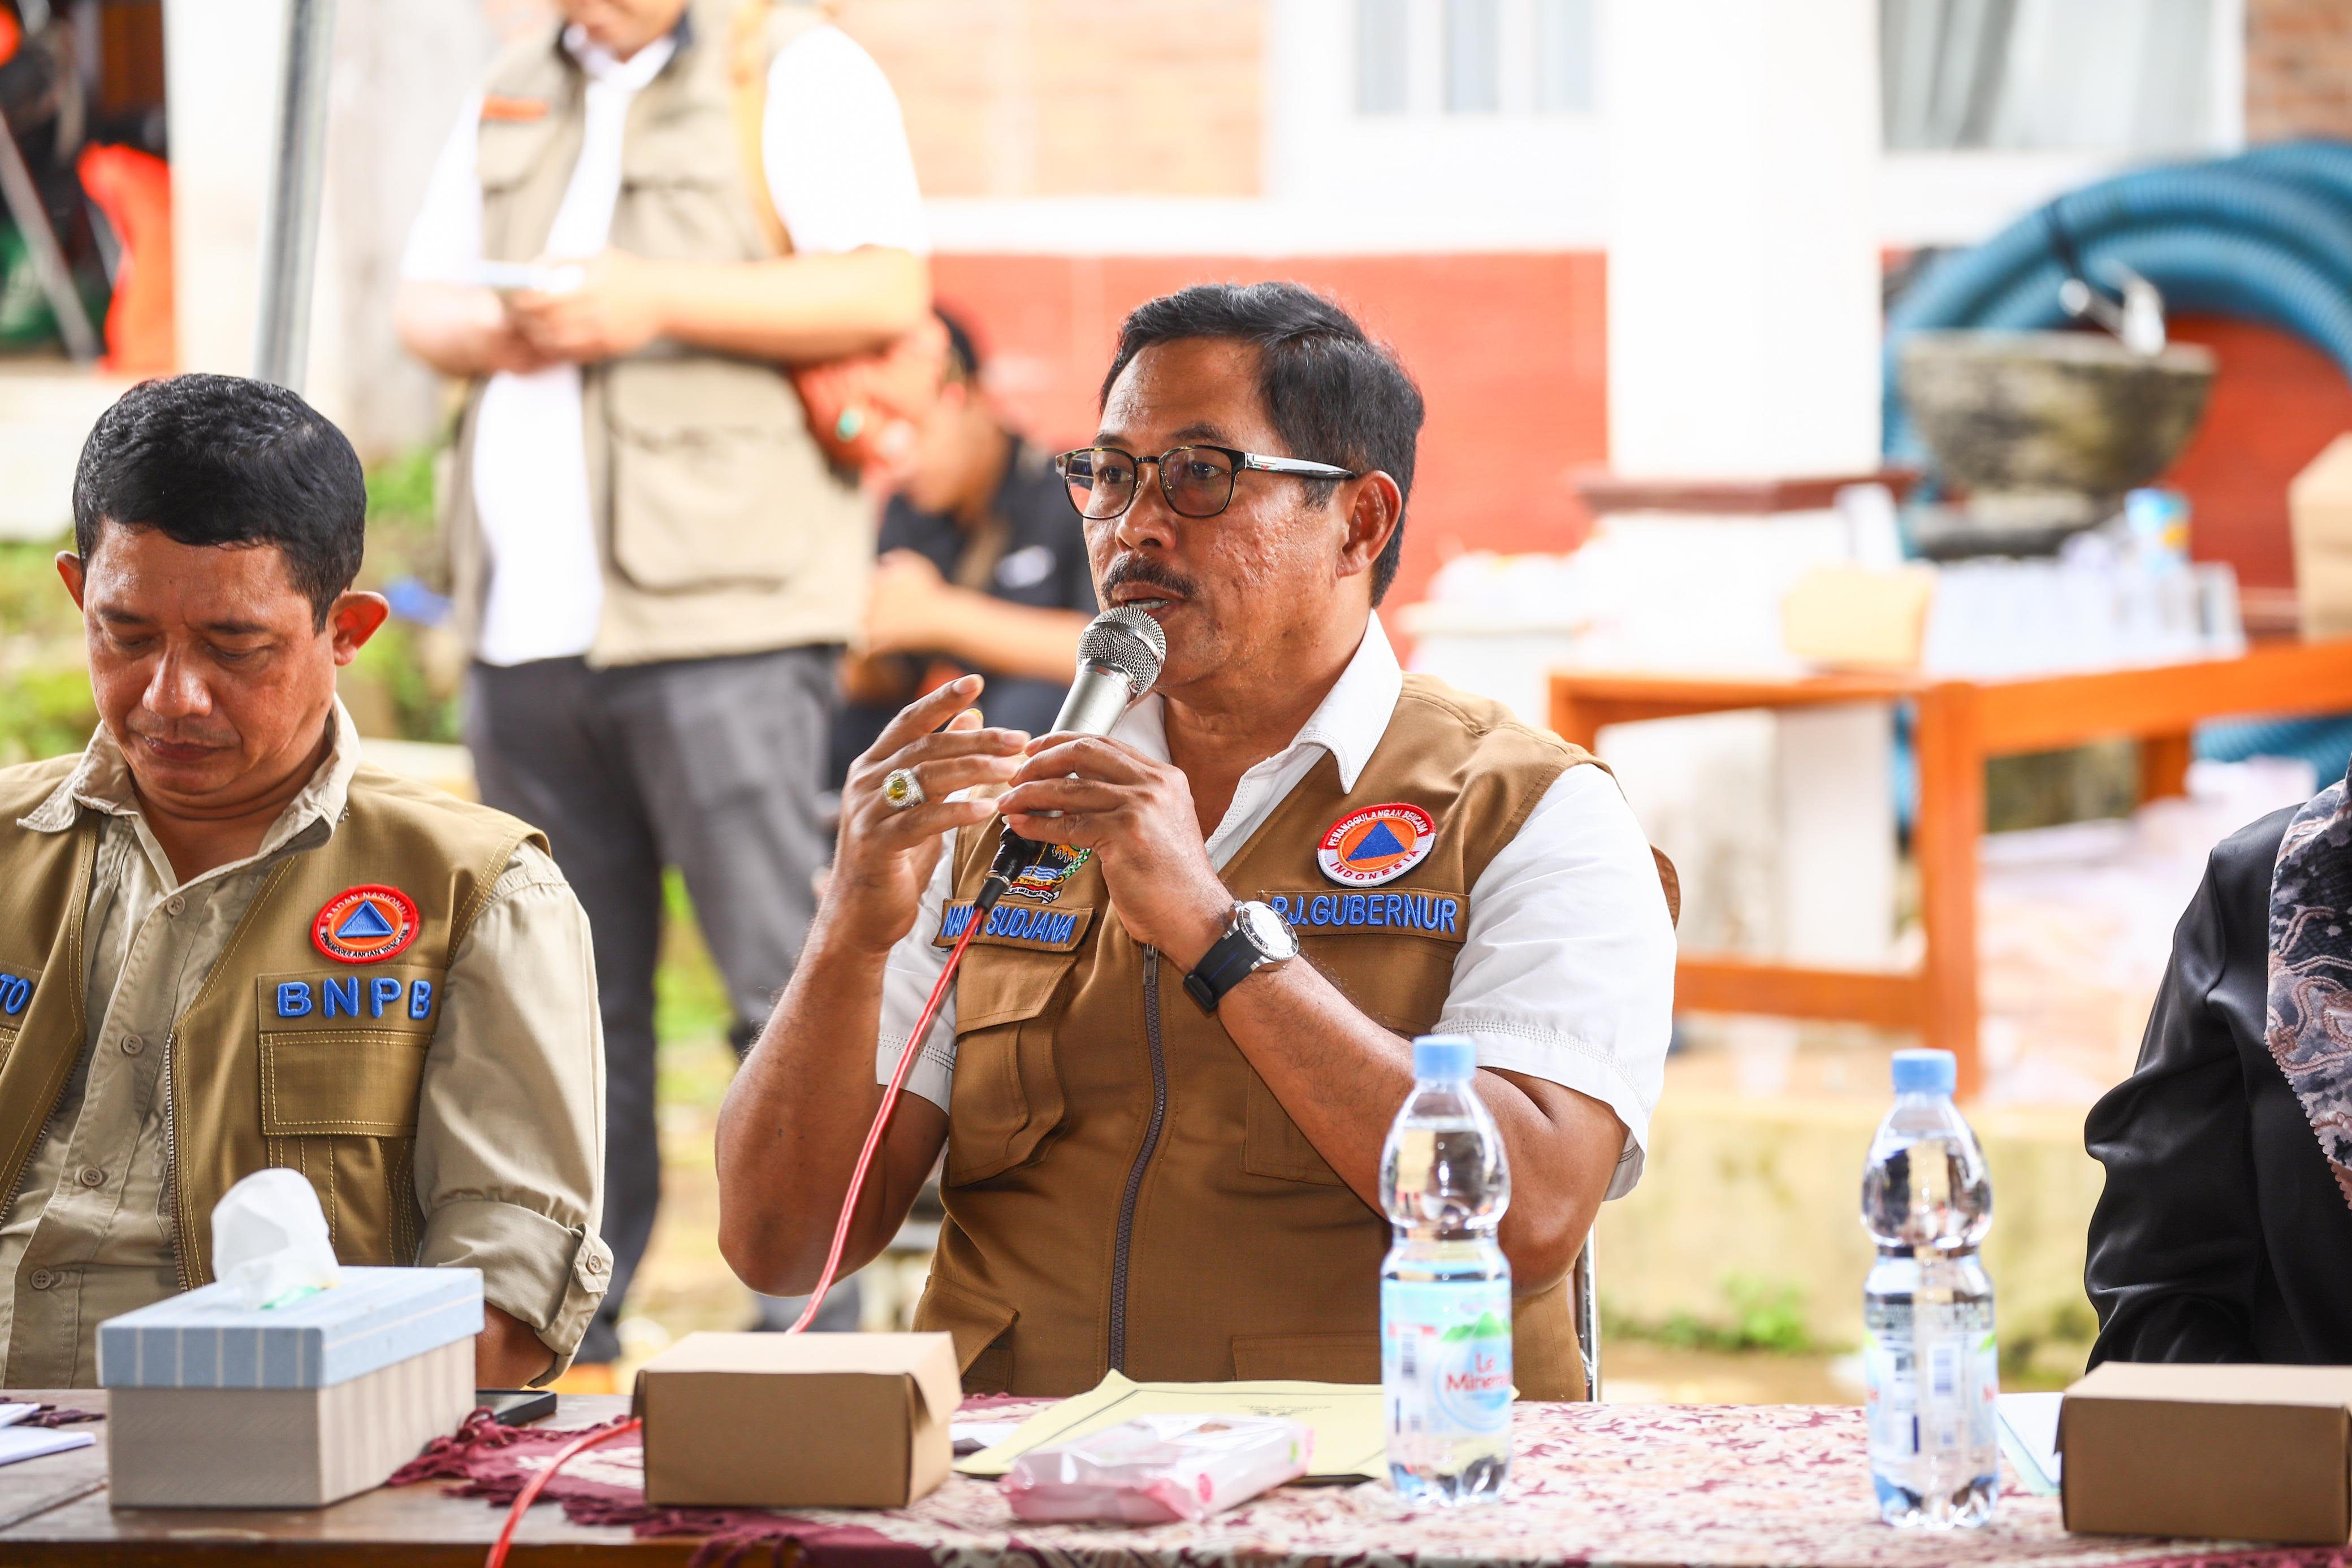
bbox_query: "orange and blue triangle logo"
[1317,802,1436,887]
[312,885,421,964]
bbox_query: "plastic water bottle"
[1381,1035,1511,1505]
[1862,1048,1998,1528]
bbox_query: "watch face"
[1239,900,1300,961]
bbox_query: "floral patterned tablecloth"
[628,1401,2321,1568]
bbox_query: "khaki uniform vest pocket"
[1242,1067,1346,1186]
[944,946,1074,1188]
[259,1030,431,1266]
[476,114,566,196]
[259,1031,430,1137]
[605,357,816,594]
[1231,1331,1381,1383]
[1300,929,1462,1036]
[912,1271,1017,1390]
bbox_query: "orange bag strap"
[726,0,827,259]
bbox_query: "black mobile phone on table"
[478,1389,559,1425]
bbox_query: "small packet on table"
[1002,1413,1312,1524]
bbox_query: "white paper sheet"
[1997,1391,2063,1495]
[0,1427,96,1467]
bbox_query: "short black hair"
[1100,282,1423,605]
[937,307,982,385]
[72,374,366,629]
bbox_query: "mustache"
[124,712,238,748]
[1099,555,1200,601]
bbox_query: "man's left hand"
[505,249,668,363]
[997,735,1231,967]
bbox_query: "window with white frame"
[1881,0,2232,153]
[1355,0,1596,116]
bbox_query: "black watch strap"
[1184,918,1269,1015]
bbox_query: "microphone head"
[1078,606,1169,698]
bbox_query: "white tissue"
[213,1168,343,1309]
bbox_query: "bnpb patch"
[312,885,421,964]
[1316,802,1436,887]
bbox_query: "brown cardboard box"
[107,1337,473,1508]
[2061,1362,2352,1543]
[2291,434,2352,639]
[634,1332,960,1508]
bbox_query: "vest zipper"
[163,1027,191,1289]
[0,1098,62,1242]
[1108,946,1171,1374]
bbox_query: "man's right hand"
[825,674,1028,958]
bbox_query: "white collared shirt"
[400,23,928,666]
[875,615,1677,1199]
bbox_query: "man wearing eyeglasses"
[716,282,1677,1399]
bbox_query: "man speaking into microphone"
[716,283,1676,1397]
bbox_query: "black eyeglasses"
[1052,444,1360,522]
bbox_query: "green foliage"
[366,444,439,535]
[0,538,95,765]
[353,620,460,744]
[655,869,736,1050]
[1605,1272,1818,1355]
[0,660,98,766]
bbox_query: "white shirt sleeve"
[762,25,929,255]
[1436,763,1677,1201]
[400,94,486,284]
[875,835,959,1111]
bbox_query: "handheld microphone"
[978,606,1168,912]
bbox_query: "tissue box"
[100,1266,482,1389]
[2061,1362,2352,1544]
[101,1267,482,1508]
[634,1332,959,1508]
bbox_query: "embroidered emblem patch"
[1004,843,1092,904]
[1317,802,1436,887]
[479,94,550,123]
[312,885,421,965]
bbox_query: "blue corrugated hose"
[1886,142,2352,789]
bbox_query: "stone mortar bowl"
[1897,330,2216,531]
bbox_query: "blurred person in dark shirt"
[832,311,1097,782]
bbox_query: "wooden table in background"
[1550,639,2352,1097]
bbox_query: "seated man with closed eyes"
[0,374,609,1387]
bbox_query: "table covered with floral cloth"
[0,1391,2334,1567]
[746,1400,2310,1568]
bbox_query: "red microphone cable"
[485,892,993,1567]
[787,903,985,1331]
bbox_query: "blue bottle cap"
[1413,1035,1476,1080]
[1891,1048,1956,1096]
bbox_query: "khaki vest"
[0,756,542,1292]
[912,676,1598,1400]
[446,0,872,668]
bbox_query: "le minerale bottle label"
[1383,1279,1512,1435]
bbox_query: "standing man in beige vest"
[394,0,929,1365]
[0,374,608,1388]
[716,284,1677,1397]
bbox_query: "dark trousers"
[467,646,846,1363]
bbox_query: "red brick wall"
[932,253,1611,614]
[2160,315,2352,588]
[2247,0,2352,141]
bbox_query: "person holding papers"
[0,375,607,1388]
[716,283,1677,1398]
